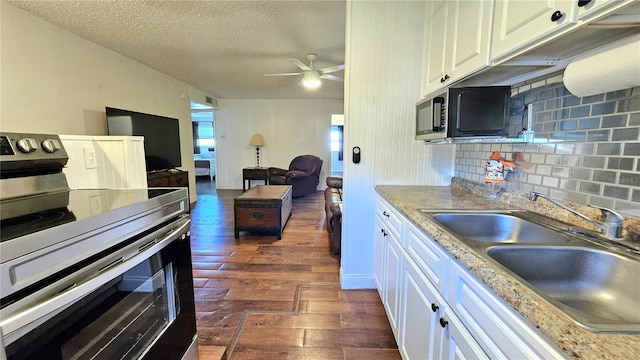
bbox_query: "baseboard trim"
[340,267,376,289]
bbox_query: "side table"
[242,167,269,192]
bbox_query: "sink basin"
[429,212,572,244]
[488,246,640,332]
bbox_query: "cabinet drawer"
[244,169,268,179]
[376,197,402,240]
[447,260,566,359]
[169,173,188,186]
[148,177,169,187]
[235,206,280,228]
[405,220,450,296]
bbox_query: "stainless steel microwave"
[416,86,511,141]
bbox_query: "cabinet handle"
[440,74,450,83]
[577,0,591,7]
[431,303,439,312]
[550,10,563,22]
[439,317,448,328]
[382,211,389,217]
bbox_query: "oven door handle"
[0,218,190,346]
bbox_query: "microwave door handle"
[433,102,441,129]
[456,94,463,130]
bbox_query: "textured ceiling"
[8,0,346,100]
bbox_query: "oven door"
[0,218,196,360]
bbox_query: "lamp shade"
[250,133,265,147]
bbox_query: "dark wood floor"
[190,179,400,360]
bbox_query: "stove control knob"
[17,138,38,153]
[42,139,62,153]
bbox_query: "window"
[330,125,343,161]
[192,121,215,154]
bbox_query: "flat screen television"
[106,107,182,172]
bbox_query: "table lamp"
[250,134,265,167]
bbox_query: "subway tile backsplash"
[454,72,640,216]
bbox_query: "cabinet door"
[574,0,619,21]
[446,0,492,83]
[374,215,386,295]
[491,0,575,61]
[384,233,403,337]
[440,308,489,360]
[423,1,449,95]
[399,254,444,360]
[422,0,492,97]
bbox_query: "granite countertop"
[375,182,640,360]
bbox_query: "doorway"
[191,101,216,189]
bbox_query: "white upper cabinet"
[574,0,638,23]
[423,1,449,96]
[447,1,493,85]
[421,0,638,96]
[491,0,575,62]
[574,0,617,20]
[422,0,493,97]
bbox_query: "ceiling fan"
[264,54,344,89]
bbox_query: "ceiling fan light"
[303,71,321,89]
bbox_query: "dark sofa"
[324,176,343,258]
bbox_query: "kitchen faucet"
[529,192,624,240]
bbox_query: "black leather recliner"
[268,155,323,198]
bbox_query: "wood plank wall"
[341,1,456,288]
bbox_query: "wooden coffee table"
[234,185,292,239]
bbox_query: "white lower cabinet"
[374,195,566,359]
[400,253,487,360]
[375,212,403,338]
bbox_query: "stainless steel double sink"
[419,209,640,333]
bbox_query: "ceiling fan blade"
[289,58,311,71]
[264,72,304,77]
[319,64,345,74]
[320,74,344,82]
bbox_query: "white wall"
[214,99,344,190]
[341,1,456,288]
[0,3,209,202]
